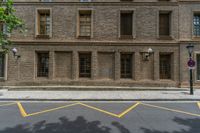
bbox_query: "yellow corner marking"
[118,102,140,118]
[78,102,120,118]
[16,102,28,117]
[78,102,140,118]
[0,102,16,107]
[197,102,200,109]
[26,103,79,117]
[141,103,200,117]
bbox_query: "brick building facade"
[0,0,199,88]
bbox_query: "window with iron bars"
[159,54,171,79]
[121,53,132,78]
[0,53,5,77]
[79,53,91,78]
[37,52,49,77]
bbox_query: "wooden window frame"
[77,9,93,39]
[35,8,52,39]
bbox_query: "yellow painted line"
[0,102,16,107]
[197,102,200,109]
[141,103,200,117]
[118,102,140,118]
[16,102,28,117]
[26,103,79,117]
[78,102,120,118]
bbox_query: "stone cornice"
[12,2,179,6]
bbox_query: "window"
[120,11,133,38]
[160,54,171,79]
[194,13,200,37]
[121,54,132,78]
[37,52,49,77]
[79,53,91,78]
[0,53,5,77]
[159,12,171,37]
[80,0,91,2]
[36,9,51,38]
[120,0,133,1]
[197,54,200,80]
[78,10,92,38]
[40,0,52,2]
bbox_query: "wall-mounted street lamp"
[186,43,195,95]
[143,48,153,61]
[12,47,21,59]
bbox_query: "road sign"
[188,59,195,69]
[188,59,195,67]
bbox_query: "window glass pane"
[194,14,200,36]
[39,12,50,35]
[79,12,91,37]
[37,52,49,77]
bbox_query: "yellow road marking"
[16,102,28,117]
[118,102,140,118]
[78,102,120,118]
[0,102,16,107]
[197,102,200,109]
[141,103,200,117]
[26,103,79,117]
[78,102,140,118]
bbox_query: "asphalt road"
[0,101,200,133]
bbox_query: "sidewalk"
[0,86,200,101]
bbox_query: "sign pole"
[189,68,193,95]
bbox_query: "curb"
[0,86,190,91]
[0,99,199,101]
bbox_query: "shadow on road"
[0,116,112,133]
[141,117,200,133]
[0,116,199,133]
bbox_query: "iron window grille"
[37,52,49,77]
[159,54,171,79]
[79,53,91,78]
[121,54,132,78]
[0,53,4,77]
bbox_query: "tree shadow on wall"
[141,117,200,133]
[0,116,113,133]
